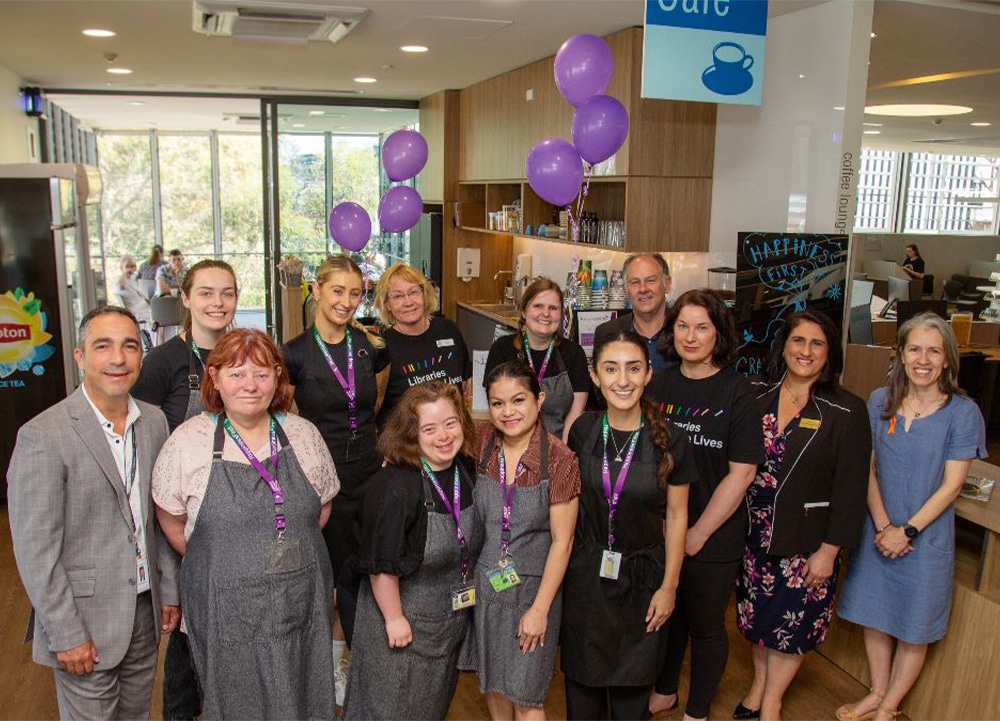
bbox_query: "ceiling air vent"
[193,1,369,45]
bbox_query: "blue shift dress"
[837,387,986,644]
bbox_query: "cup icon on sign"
[702,41,755,96]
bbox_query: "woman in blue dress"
[836,313,986,721]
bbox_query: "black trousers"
[655,556,741,719]
[163,629,202,720]
[564,676,650,721]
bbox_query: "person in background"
[343,381,483,720]
[561,330,694,721]
[131,258,238,721]
[734,311,870,721]
[153,329,338,719]
[8,306,180,720]
[900,244,925,281]
[463,360,580,721]
[114,254,152,326]
[137,244,165,280]
[647,289,765,721]
[835,313,986,721]
[156,249,185,297]
[595,253,673,372]
[374,261,472,424]
[281,254,390,702]
[485,278,590,443]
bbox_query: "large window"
[96,134,155,260]
[218,134,266,309]
[855,148,1000,234]
[158,135,215,257]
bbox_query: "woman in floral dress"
[733,311,870,721]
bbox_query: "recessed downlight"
[354,77,377,84]
[107,67,133,75]
[971,122,992,127]
[309,110,325,116]
[292,123,306,128]
[128,100,146,106]
[401,45,428,53]
[863,122,883,127]
[864,130,881,135]
[373,108,392,113]
[83,28,115,37]
[865,104,972,117]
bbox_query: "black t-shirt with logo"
[645,365,765,562]
[484,334,591,392]
[378,316,472,424]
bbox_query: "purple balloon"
[526,138,583,207]
[572,94,630,165]
[378,185,423,233]
[328,201,372,252]
[554,34,614,108]
[382,129,429,182]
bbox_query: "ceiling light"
[863,122,883,127]
[870,32,877,39]
[400,45,428,53]
[83,28,115,38]
[798,74,805,79]
[833,106,845,111]
[864,130,881,135]
[309,110,325,116]
[865,104,972,117]
[128,100,145,106]
[971,122,992,127]
[373,108,392,113]
[106,68,133,75]
[292,123,305,128]
[354,77,377,84]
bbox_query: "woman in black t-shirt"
[282,254,389,690]
[562,330,693,721]
[646,289,764,721]
[374,262,472,425]
[901,243,926,280]
[485,278,590,443]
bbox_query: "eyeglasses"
[387,288,424,303]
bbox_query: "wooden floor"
[0,507,869,720]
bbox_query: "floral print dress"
[736,405,841,655]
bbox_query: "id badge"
[599,550,622,580]
[136,556,151,593]
[488,562,521,592]
[451,582,476,611]
[265,536,301,574]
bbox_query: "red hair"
[201,328,293,414]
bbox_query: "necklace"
[905,394,943,418]
[607,426,640,463]
[782,383,806,406]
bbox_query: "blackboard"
[735,232,848,378]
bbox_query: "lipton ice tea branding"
[0,288,55,380]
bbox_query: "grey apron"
[532,347,574,440]
[184,336,205,421]
[182,417,335,720]
[466,430,560,708]
[344,466,481,720]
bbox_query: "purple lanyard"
[420,458,470,579]
[224,416,284,533]
[522,332,554,382]
[497,443,523,556]
[601,414,642,549]
[313,327,357,434]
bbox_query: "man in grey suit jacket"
[8,306,180,720]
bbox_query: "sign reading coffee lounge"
[642,0,768,106]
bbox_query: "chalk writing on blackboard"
[735,232,848,377]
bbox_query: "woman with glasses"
[374,262,472,425]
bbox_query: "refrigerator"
[409,211,443,308]
[0,163,106,497]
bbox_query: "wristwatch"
[903,523,921,540]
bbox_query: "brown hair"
[763,310,843,393]
[201,329,293,414]
[591,330,675,491]
[314,254,385,348]
[377,381,476,469]
[660,288,737,367]
[881,312,965,419]
[515,277,565,350]
[374,261,438,326]
[180,259,238,332]
[147,244,163,267]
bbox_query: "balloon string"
[562,164,593,340]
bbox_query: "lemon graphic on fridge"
[0,288,55,378]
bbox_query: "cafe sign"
[642,0,768,105]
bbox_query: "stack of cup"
[591,269,608,309]
[576,259,592,310]
[608,270,627,309]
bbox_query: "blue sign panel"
[642,0,768,105]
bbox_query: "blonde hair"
[314,254,385,349]
[374,262,438,326]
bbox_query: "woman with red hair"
[153,328,340,719]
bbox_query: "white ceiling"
[0,0,998,152]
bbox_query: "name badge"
[451,582,476,611]
[488,563,521,592]
[799,418,821,430]
[437,338,455,347]
[599,550,622,580]
[136,556,151,594]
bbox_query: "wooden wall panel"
[441,225,513,319]
[418,91,445,203]
[625,177,711,252]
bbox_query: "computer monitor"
[896,300,948,329]
[879,276,915,318]
[850,279,875,309]
[848,304,874,345]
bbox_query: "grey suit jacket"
[7,386,180,669]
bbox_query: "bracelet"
[877,522,893,533]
